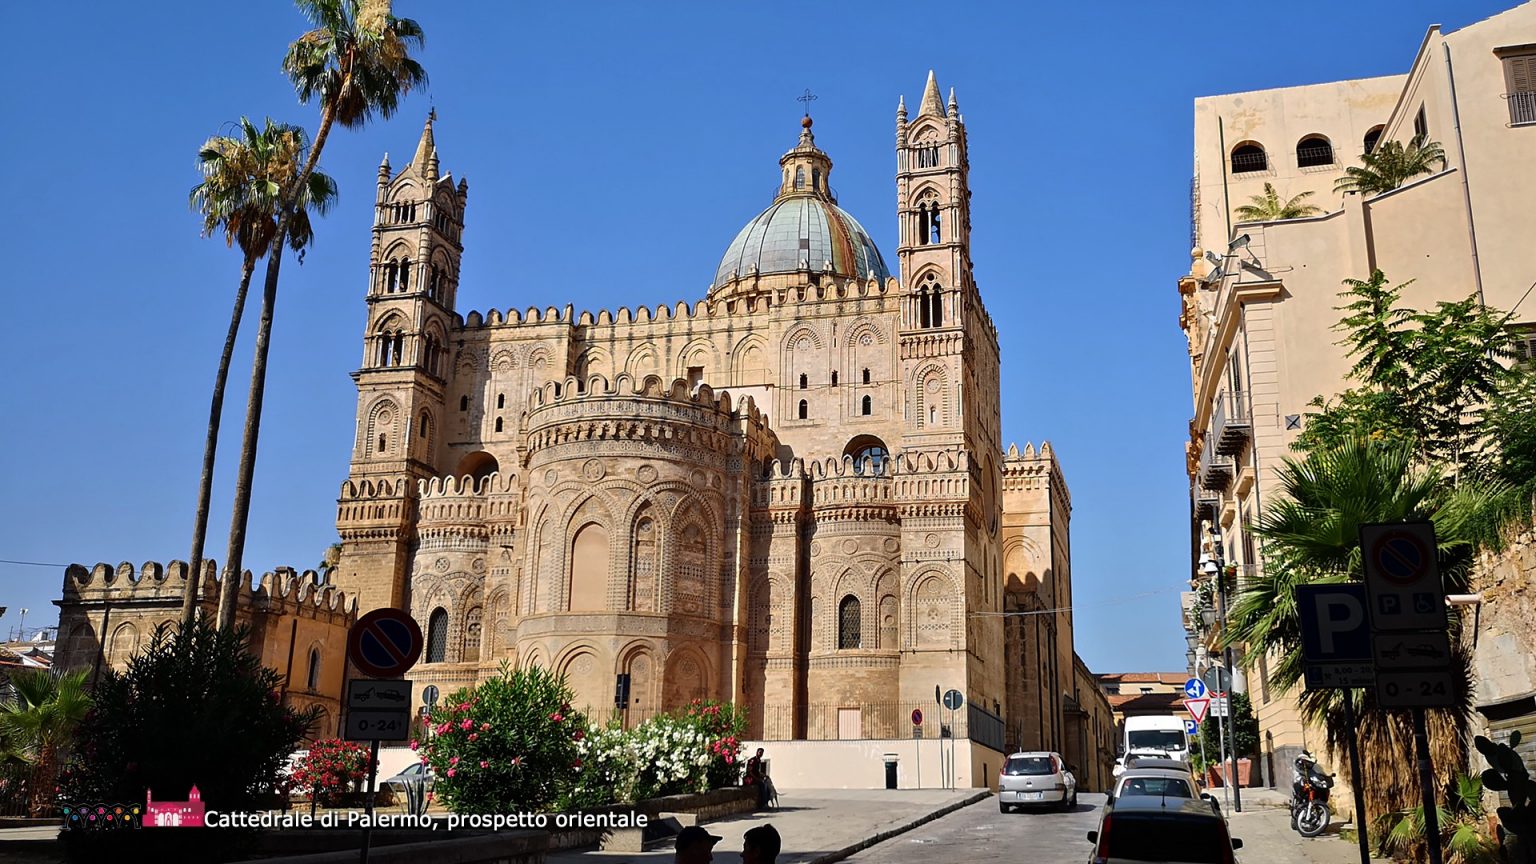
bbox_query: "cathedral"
[330,72,1085,760]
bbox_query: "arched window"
[811,168,821,191]
[494,417,504,433]
[861,395,872,416]
[798,399,809,420]
[838,595,861,649]
[799,373,808,390]
[377,433,387,453]
[459,395,469,412]
[463,606,483,662]
[1296,135,1333,167]
[929,203,942,244]
[831,371,838,387]
[862,368,871,384]
[399,258,411,292]
[1231,142,1267,173]
[426,608,448,662]
[418,412,429,437]
[496,393,505,409]
[844,435,889,475]
[1363,125,1385,155]
[306,647,321,690]
[794,167,805,189]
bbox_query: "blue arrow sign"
[1184,678,1208,700]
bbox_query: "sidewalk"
[1229,806,1388,864]
[546,788,987,864]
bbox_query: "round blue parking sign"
[347,608,423,678]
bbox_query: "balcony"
[1510,91,1536,127]
[1199,435,1235,493]
[1195,492,1219,521]
[1213,390,1251,456]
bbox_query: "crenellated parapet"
[523,374,776,465]
[337,476,416,541]
[1003,440,1071,512]
[452,276,898,334]
[61,560,356,623]
[807,456,898,524]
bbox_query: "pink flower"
[409,740,419,751]
[420,756,429,765]
[458,702,470,712]
[572,759,583,770]
[550,712,564,723]
[451,756,460,766]
[573,729,584,741]
[460,718,473,730]
[479,761,489,769]
[480,722,491,732]
[511,756,523,766]
[468,733,479,741]
[447,768,456,778]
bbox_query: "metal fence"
[0,763,32,818]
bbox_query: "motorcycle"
[1290,751,1334,837]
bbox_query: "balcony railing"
[1511,91,1536,127]
[1195,493,1219,521]
[1199,434,1235,493]
[1213,390,1252,456]
[1296,145,1335,168]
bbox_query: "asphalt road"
[842,792,1105,863]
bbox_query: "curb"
[804,790,992,864]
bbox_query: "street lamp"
[1201,533,1241,812]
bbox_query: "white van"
[1113,716,1190,776]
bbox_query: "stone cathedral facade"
[332,73,1079,749]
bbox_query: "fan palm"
[1234,183,1322,221]
[217,0,426,630]
[1381,774,1502,863]
[1225,437,1502,832]
[0,669,91,816]
[184,119,337,629]
[1334,135,1446,195]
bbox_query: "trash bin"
[883,753,899,789]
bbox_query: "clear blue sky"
[0,1,1515,670]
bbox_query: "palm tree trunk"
[214,74,347,632]
[183,256,256,629]
[217,240,287,631]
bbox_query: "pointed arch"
[629,502,658,612]
[913,363,950,428]
[908,570,958,650]
[568,501,611,613]
[731,335,770,387]
[625,343,661,379]
[366,397,400,456]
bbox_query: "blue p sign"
[1297,584,1371,662]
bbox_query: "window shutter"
[1509,55,1535,93]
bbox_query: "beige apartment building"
[1179,2,1536,788]
[327,72,1110,788]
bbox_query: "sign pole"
[1216,698,1231,813]
[1342,691,1371,864]
[1413,707,1444,864]
[360,737,380,864]
[916,726,921,790]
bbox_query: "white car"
[998,751,1078,812]
[1109,766,1221,815]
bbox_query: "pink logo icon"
[145,785,205,827]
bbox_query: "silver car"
[1109,767,1221,815]
[999,751,1078,812]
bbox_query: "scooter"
[1290,751,1334,837]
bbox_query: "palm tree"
[1381,774,1502,864]
[1334,135,1447,195]
[1234,183,1323,221]
[184,119,337,629]
[217,0,426,630]
[1225,437,1500,833]
[0,669,91,816]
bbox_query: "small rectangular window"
[1503,51,1536,126]
[1414,105,1428,139]
[688,366,704,388]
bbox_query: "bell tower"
[335,112,469,614]
[893,72,1007,722]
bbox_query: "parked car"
[999,751,1077,812]
[382,762,434,791]
[1107,767,1221,815]
[1086,795,1243,863]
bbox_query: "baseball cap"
[675,825,722,851]
[744,824,781,858]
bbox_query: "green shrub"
[60,620,316,812]
[419,663,587,813]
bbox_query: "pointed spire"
[919,70,944,117]
[897,94,907,118]
[426,146,440,182]
[412,109,436,172]
[947,87,958,117]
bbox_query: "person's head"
[674,826,721,864]
[756,747,765,757]
[743,824,781,864]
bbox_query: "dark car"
[1086,796,1244,863]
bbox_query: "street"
[841,793,1105,864]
